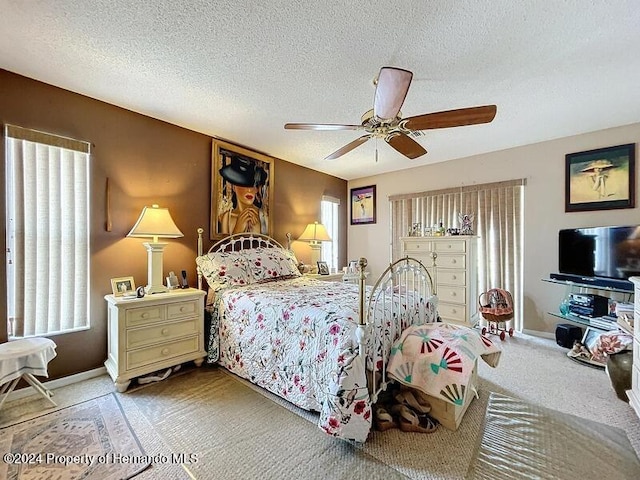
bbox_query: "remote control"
[181,270,189,288]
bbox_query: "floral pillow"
[195,251,252,290]
[243,247,301,283]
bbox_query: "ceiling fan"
[284,67,497,161]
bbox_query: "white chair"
[0,337,57,410]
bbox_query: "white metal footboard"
[359,256,436,404]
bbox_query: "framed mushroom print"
[211,139,275,240]
[565,143,635,212]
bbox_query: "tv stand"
[544,276,634,295]
[549,273,633,293]
[543,276,635,332]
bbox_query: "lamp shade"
[127,204,184,243]
[298,222,331,244]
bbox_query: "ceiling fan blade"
[284,123,362,131]
[324,135,372,160]
[385,132,427,159]
[403,105,497,131]
[373,67,413,121]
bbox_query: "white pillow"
[196,251,252,288]
[243,247,301,282]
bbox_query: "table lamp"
[298,221,331,273]
[127,204,183,294]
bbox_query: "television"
[554,225,640,291]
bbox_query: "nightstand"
[104,288,206,392]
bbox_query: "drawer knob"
[447,244,452,249]
[161,348,170,356]
[180,306,186,312]
[141,312,149,318]
[451,292,457,297]
[452,309,457,313]
[161,328,169,335]
[452,275,457,280]
[451,259,457,264]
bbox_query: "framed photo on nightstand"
[317,261,330,275]
[111,276,135,297]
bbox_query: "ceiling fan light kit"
[284,66,497,161]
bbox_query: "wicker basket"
[479,289,514,322]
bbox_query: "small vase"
[559,298,570,316]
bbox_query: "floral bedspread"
[207,276,436,442]
[387,323,501,407]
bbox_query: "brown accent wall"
[0,69,347,378]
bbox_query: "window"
[5,125,91,338]
[321,195,340,272]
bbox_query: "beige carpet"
[124,333,640,480]
[3,333,640,479]
[467,392,640,480]
[0,393,149,480]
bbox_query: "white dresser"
[400,236,479,326]
[629,277,640,419]
[104,288,206,392]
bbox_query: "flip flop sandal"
[391,405,438,433]
[374,406,398,431]
[395,389,431,414]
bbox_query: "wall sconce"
[127,204,183,294]
[298,221,331,273]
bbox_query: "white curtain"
[5,125,90,337]
[390,179,525,330]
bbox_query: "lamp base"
[309,243,322,274]
[145,284,169,295]
[143,241,169,295]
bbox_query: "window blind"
[5,125,91,337]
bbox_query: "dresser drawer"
[126,335,200,370]
[436,269,466,286]
[402,239,433,254]
[435,254,465,269]
[126,305,164,327]
[433,240,466,253]
[167,300,199,319]
[438,303,467,322]
[437,285,466,304]
[126,318,200,349]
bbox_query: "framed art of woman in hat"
[211,140,275,238]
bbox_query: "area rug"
[466,392,640,480]
[0,393,150,480]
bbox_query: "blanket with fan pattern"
[387,323,501,406]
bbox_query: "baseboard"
[522,329,555,340]
[7,366,107,402]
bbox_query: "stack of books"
[617,315,634,334]
[589,315,619,330]
[615,302,634,318]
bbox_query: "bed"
[195,230,439,442]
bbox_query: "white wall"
[348,123,640,334]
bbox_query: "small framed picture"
[317,261,330,275]
[111,276,136,297]
[350,185,376,225]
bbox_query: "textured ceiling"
[1,1,639,180]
